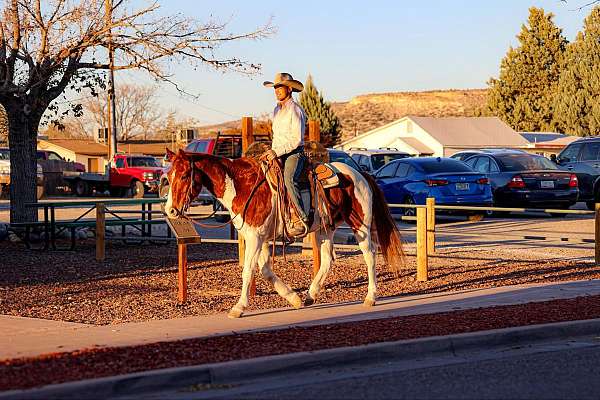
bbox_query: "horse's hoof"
[304,297,315,307]
[227,308,244,318]
[363,298,376,307]
[288,293,302,309]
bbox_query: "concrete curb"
[3,318,600,400]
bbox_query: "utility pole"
[105,0,118,160]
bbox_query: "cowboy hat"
[263,72,304,92]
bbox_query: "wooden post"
[594,203,600,265]
[241,116,255,294]
[308,120,321,277]
[416,207,428,281]
[95,203,105,261]
[426,197,436,255]
[178,243,188,304]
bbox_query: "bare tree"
[83,84,165,141]
[0,0,274,222]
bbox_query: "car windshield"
[497,154,557,171]
[371,154,409,170]
[329,151,360,170]
[419,159,473,173]
[128,157,161,167]
[0,149,8,160]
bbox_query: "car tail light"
[426,179,448,186]
[569,174,578,188]
[477,177,489,185]
[507,175,525,189]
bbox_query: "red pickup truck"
[63,154,163,198]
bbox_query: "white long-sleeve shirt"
[271,98,306,157]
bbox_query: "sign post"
[166,218,202,304]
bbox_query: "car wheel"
[0,185,8,200]
[214,200,231,223]
[74,179,89,197]
[130,180,145,199]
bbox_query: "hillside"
[195,88,489,142]
[332,89,488,142]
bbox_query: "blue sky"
[118,1,593,125]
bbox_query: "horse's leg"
[304,230,335,306]
[228,232,262,319]
[257,243,302,309]
[355,224,377,307]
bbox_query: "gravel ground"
[2,295,600,391]
[0,238,598,325]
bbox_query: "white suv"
[0,147,45,199]
[348,148,412,174]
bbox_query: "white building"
[337,116,531,157]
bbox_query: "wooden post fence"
[594,203,600,265]
[308,120,321,277]
[241,116,255,295]
[426,197,436,255]
[95,202,105,261]
[416,207,428,281]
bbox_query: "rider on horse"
[262,72,309,235]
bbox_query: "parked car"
[328,148,362,171]
[463,151,578,214]
[554,136,600,210]
[0,147,45,199]
[450,148,527,161]
[37,150,85,172]
[374,157,493,217]
[348,148,412,174]
[63,154,163,197]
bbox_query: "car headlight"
[0,166,10,175]
[143,172,155,181]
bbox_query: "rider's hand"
[261,149,277,162]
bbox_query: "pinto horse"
[164,148,404,318]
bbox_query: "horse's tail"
[362,172,406,275]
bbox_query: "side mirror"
[550,154,557,163]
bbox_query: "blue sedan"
[374,157,493,216]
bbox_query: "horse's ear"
[165,148,176,162]
[177,149,190,160]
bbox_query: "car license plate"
[540,181,554,189]
[456,183,470,191]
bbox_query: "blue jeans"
[283,152,307,220]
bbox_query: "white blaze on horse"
[164,148,405,318]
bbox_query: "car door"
[374,161,400,201]
[111,157,129,187]
[571,142,599,200]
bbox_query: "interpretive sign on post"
[166,218,202,244]
[166,217,201,304]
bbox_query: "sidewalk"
[3,279,600,360]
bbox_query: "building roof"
[400,137,434,154]
[409,116,529,147]
[520,132,579,148]
[39,139,109,156]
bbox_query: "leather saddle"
[255,142,340,239]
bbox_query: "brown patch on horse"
[229,157,273,227]
[325,173,365,231]
[192,155,227,199]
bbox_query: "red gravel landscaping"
[2,295,600,391]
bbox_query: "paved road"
[141,336,600,400]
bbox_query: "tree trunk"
[6,103,41,223]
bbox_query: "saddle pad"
[315,163,339,188]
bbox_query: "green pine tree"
[552,6,600,136]
[299,75,342,147]
[487,7,567,131]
